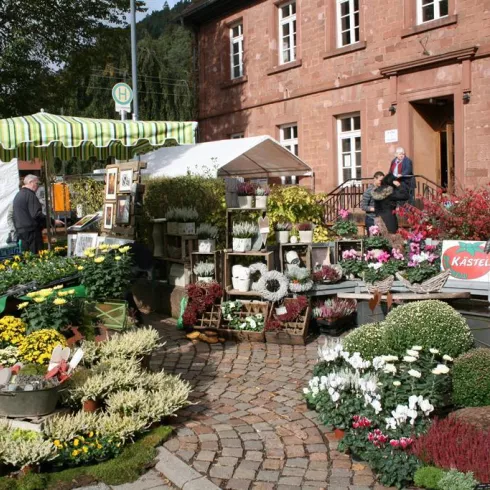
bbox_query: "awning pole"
[43,150,53,250]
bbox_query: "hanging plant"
[257,270,289,303]
[249,263,268,291]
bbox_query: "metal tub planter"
[0,384,62,418]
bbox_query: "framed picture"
[74,233,98,257]
[68,213,101,232]
[105,167,118,200]
[119,169,133,193]
[116,195,131,225]
[67,234,77,257]
[104,203,114,230]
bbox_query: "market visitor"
[361,171,385,235]
[12,174,63,254]
[371,173,409,234]
[388,147,416,202]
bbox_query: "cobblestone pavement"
[147,316,396,490]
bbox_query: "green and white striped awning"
[0,112,197,161]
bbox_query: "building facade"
[183,0,490,192]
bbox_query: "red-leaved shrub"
[411,416,490,483]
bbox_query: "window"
[230,132,244,139]
[417,0,448,24]
[280,124,298,156]
[279,2,296,65]
[337,0,360,47]
[230,23,244,79]
[337,114,361,184]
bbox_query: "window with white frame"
[417,0,448,24]
[280,124,298,156]
[230,132,244,139]
[230,23,244,79]
[337,0,360,47]
[337,114,361,184]
[279,1,296,65]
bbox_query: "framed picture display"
[67,234,77,257]
[116,195,131,225]
[119,169,133,193]
[74,233,98,257]
[103,203,114,230]
[105,167,118,200]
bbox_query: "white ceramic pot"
[232,277,251,292]
[178,222,196,236]
[167,222,178,235]
[233,238,252,252]
[237,196,253,209]
[198,239,216,253]
[276,231,290,244]
[197,276,213,283]
[290,235,298,244]
[299,230,314,243]
[255,196,268,209]
[285,250,300,265]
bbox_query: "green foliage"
[267,185,325,227]
[437,469,479,490]
[382,300,473,358]
[69,179,105,216]
[414,466,447,489]
[364,236,391,250]
[343,323,386,360]
[452,348,490,407]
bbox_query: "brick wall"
[194,0,490,192]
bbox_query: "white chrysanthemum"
[408,369,422,378]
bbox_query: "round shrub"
[414,466,446,490]
[382,300,473,357]
[452,348,490,407]
[343,322,386,360]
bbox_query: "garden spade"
[68,349,84,374]
[48,345,63,371]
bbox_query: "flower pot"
[233,237,252,252]
[276,231,290,244]
[178,222,196,236]
[290,236,298,244]
[334,428,345,440]
[83,399,99,412]
[316,314,357,336]
[0,384,62,417]
[237,196,253,209]
[167,221,178,235]
[198,276,213,283]
[255,196,268,209]
[232,277,251,292]
[299,230,313,243]
[198,239,216,253]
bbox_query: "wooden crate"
[279,243,311,272]
[194,303,222,331]
[266,300,311,345]
[335,239,364,263]
[190,251,222,284]
[219,300,269,342]
[86,300,128,330]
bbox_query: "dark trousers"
[18,230,43,254]
[365,216,375,236]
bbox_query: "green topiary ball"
[413,466,447,490]
[382,300,473,357]
[452,348,490,407]
[343,322,386,360]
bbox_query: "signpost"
[112,83,133,120]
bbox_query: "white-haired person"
[388,147,416,202]
[12,175,63,254]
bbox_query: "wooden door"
[446,123,455,192]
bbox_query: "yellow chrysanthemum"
[53,298,67,306]
[13,255,21,262]
[88,431,94,438]
[34,297,46,303]
[0,265,5,271]
[87,253,95,258]
[77,266,84,271]
[115,256,121,261]
[73,439,79,447]
[110,244,120,250]
[67,289,76,295]
[53,285,63,290]
[72,450,79,457]
[17,302,29,310]
[11,263,19,269]
[82,446,88,453]
[26,291,38,298]
[96,444,102,449]
[118,246,131,253]
[94,257,105,264]
[4,260,10,265]
[54,440,61,447]
[57,291,68,297]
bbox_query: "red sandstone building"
[183,0,490,192]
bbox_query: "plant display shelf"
[193,303,222,331]
[224,251,274,297]
[219,299,269,343]
[163,233,198,264]
[337,291,471,301]
[225,207,266,250]
[279,243,312,272]
[190,251,222,284]
[335,239,364,263]
[266,300,311,345]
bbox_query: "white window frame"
[336,0,360,48]
[230,23,244,79]
[279,1,296,65]
[230,132,244,139]
[337,114,361,185]
[279,123,298,156]
[416,0,448,24]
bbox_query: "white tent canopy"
[142,136,313,179]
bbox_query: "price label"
[275,306,287,315]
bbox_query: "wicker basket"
[266,300,311,345]
[364,275,394,294]
[194,303,222,331]
[219,300,268,342]
[396,270,451,294]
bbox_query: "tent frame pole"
[43,150,53,251]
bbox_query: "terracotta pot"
[83,399,100,412]
[334,428,345,440]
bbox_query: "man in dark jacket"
[12,175,63,254]
[361,171,384,235]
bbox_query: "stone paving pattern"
[147,316,397,490]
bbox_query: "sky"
[137,0,180,20]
